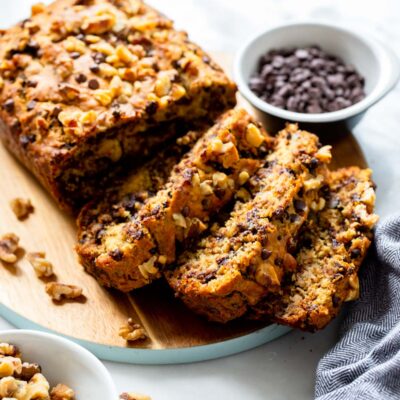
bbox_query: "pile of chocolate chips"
[249,45,366,113]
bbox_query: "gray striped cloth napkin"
[315,213,400,400]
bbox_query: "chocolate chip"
[88,79,99,90]
[294,199,306,214]
[11,119,21,133]
[145,100,158,115]
[109,248,123,261]
[19,134,36,147]
[4,98,14,113]
[261,249,272,260]
[350,248,361,259]
[295,49,309,59]
[112,109,121,119]
[75,73,87,83]
[51,106,62,118]
[26,100,36,110]
[332,294,341,307]
[26,80,38,88]
[181,206,190,217]
[89,64,100,73]
[25,40,40,57]
[70,52,81,59]
[274,257,283,266]
[93,52,106,64]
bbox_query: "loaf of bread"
[165,124,332,323]
[77,108,272,292]
[0,0,236,211]
[250,167,378,331]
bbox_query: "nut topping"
[245,123,264,148]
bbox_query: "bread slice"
[76,108,272,292]
[250,167,378,331]
[165,124,332,323]
[76,130,198,289]
[0,0,236,211]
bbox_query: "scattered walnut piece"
[120,392,152,400]
[0,233,20,264]
[27,252,54,278]
[45,283,83,302]
[50,383,75,400]
[119,319,147,342]
[10,198,34,221]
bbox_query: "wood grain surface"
[0,54,367,350]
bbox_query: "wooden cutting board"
[0,54,367,364]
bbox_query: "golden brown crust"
[165,124,332,323]
[250,167,378,331]
[76,108,272,292]
[0,0,236,211]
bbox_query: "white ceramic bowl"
[234,22,400,129]
[0,329,117,399]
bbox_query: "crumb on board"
[0,233,20,264]
[45,282,83,302]
[119,319,147,342]
[10,198,34,221]
[27,251,54,278]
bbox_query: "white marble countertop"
[1,1,399,399]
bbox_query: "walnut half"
[0,233,20,264]
[45,283,83,302]
[27,252,54,278]
[119,319,147,342]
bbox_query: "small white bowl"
[0,329,117,399]
[234,22,400,129]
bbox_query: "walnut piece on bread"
[0,233,20,264]
[45,283,83,302]
[10,198,34,221]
